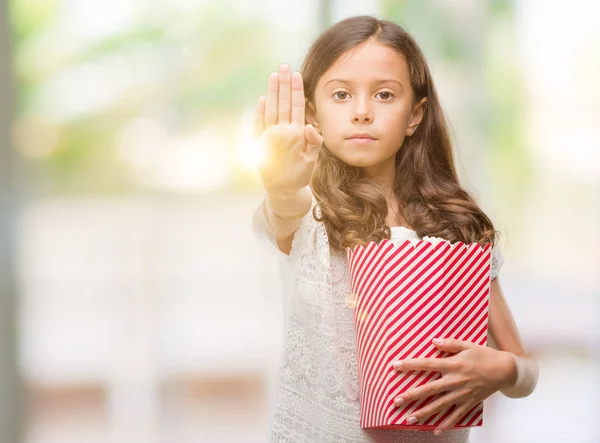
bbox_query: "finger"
[433,338,474,353]
[265,72,278,127]
[395,377,457,405]
[291,71,305,125]
[401,388,467,423]
[394,358,454,373]
[253,95,266,137]
[304,124,322,162]
[278,64,291,124]
[434,402,476,435]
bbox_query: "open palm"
[254,65,323,197]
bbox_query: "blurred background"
[0,0,599,442]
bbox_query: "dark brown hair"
[301,15,500,252]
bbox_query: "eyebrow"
[324,79,404,87]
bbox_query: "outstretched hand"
[254,64,323,198]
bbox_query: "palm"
[254,66,322,196]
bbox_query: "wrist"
[266,186,311,220]
[266,185,308,201]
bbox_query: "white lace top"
[252,194,505,443]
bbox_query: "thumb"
[304,124,323,160]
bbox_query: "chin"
[341,158,379,168]
[331,140,398,167]
[331,151,383,168]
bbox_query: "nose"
[351,95,373,123]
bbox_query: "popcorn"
[421,235,449,247]
[390,234,450,249]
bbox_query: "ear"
[405,97,427,137]
[305,100,321,132]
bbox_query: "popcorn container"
[346,237,493,430]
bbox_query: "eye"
[377,91,395,101]
[332,91,350,100]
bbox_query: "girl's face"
[308,39,426,177]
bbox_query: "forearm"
[501,353,539,398]
[264,186,312,240]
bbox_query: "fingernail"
[433,338,444,344]
[394,398,404,406]
[407,416,417,424]
[393,361,402,369]
[434,430,442,436]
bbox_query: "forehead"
[319,39,410,87]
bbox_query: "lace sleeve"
[288,189,331,278]
[289,190,319,258]
[252,199,290,260]
[490,244,505,280]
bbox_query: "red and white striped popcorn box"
[346,237,493,430]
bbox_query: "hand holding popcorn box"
[346,236,493,430]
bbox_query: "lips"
[347,133,378,140]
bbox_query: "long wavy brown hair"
[301,15,500,252]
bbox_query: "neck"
[362,158,408,227]
[362,157,396,201]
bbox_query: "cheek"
[317,106,346,137]
[382,105,410,125]
[379,113,408,140]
